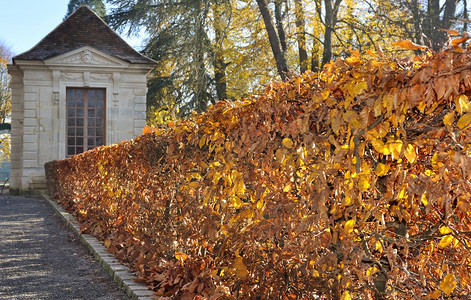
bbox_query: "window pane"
[68,118,75,127]
[76,109,84,117]
[67,137,74,146]
[68,127,74,136]
[76,147,83,153]
[88,90,95,98]
[96,89,104,99]
[68,147,75,156]
[76,137,83,145]
[88,127,95,136]
[88,118,96,126]
[96,100,104,109]
[96,127,103,136]
[88,109,95,117]
[76,127,83,136]
[88,137,95,146]
[77,90,84,99]
[89,100,95,107]
[97,109,104,118]
[77,118,84,126]
[96,119,103,127]
[68,108,75,117]
[96,137,103,145]
[76,98,84,108]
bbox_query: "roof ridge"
[13,6,155,65]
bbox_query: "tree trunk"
[294,0,308,74]
[256,0,290,81]
[320,0,342,66]
[193,1,208,111]
[322,0,334,66]
[212,1,228,101]
[274,0,287,53]
[427,0,442,50]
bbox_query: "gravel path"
[0,195,131,300]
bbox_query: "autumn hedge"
[46,46,471,299]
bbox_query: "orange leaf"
[392,40,427,50]
[142,125,153,134]
[439,29,460,36]
[451,37,470,47]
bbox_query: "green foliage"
[65,0,106,18]
[47,42,471,298]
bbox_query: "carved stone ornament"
[52,92,59,104]
[90,73,112,81]
[61,72,82,81]
[54,50,113,65]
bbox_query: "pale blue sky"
[0,0,143,56]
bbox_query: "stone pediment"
[45,46,128,67]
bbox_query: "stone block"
[133,88,147,96]
[134,111,146,120]
[23,101,36,110]
[23,135,37,144]
[135,95,146,104]
[23,143,38,152]
[23,118,37,127]
[134,103,146,112]
[24,92,37,102]
[23,152,38,160]
[22,160,39,168]
[23,109,37,118]
[134,119,146,129]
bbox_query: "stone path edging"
[41,194,154,300]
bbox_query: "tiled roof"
[13,6,155,65]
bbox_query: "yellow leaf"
[340,291,352,300]
[392,40,427,50]
[233,256,249,280]
[282,137,294,149]
[104,238,112,248]
[283,183,291,192]
[231,196,244,209]
[358,175,371,192]
[352,81,368,96]
[344,219,355,235]
[439,273,457,295]
[404,143,417,164]
[421,192,428,206]
[199,136,206,148]
[275,148,286,163]
[371,138,390,155]
[438,235,454,248]
[235,180,246,198]
[345,56,361,65]
[175,252,189,263]
[375,163,390,176]
[387,139,403,160]
[427,290,442,299]
[366,266,378,278]
[443,112,455,126]
[457,112,471,129]
[439,226,453,235]
[375,240,383,253]
[455,95,471,114]
[342,195,353,206]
